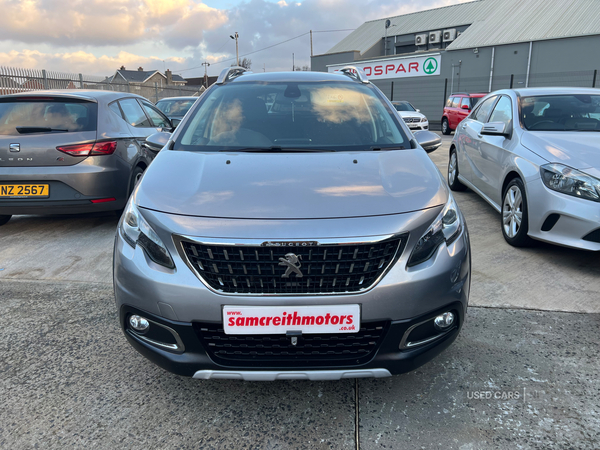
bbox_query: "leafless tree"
[233,58,252,69]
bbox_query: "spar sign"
[328,54,441,80]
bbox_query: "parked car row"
[2,67,598,384]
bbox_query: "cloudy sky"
[0,0,470,79]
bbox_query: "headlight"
[420,117,428,122]
[540,163,600,202]
[407,195,462,267]
[120,200,175,269]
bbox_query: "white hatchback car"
[449,87,600,250]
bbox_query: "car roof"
[156,96,198,102]
[0,89,146,103]
[513,87,600,96]
[449,92,487,98]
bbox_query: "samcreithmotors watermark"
[466,388,545,402]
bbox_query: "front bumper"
[526,178,600,251]
[119,301,465,379]
[0,155,130,215]
[113,208,471,378]
[407,121,429,131]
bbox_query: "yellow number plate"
[0,184,49,198]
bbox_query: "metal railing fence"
[0,66,204,102]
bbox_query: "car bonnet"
[135,148,447,219]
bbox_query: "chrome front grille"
[179,236,406,295]
[403,117,420,123]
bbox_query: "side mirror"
[461,104,470,110]
[481,122,510,137]
[416,109,421,113]
[413,130,442,153]
[171,118,182,128]
[145,132,171,152]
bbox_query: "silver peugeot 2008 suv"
[113,67,471,381]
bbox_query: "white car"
[449,87,600,250]
[392,101,429,131]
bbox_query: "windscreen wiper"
[219,146,335,153]
[16,126,69,134]
[368,146,406,151]
[564,129,600,132]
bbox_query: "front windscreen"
[0,98,97,135]
[393,102,416,112]
[156,99,196,117]
[521,94,600,131]
[176,81,408,151]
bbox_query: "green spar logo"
[423,57,438,75]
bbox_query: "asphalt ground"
[1,134,599,449]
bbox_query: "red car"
[441,92,486,135]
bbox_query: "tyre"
[501,178,533,247]
[442,118,451,135]
[448,148,467,191]
[0,215,11,226]
[115,166,146,217]
[129,166,145,196]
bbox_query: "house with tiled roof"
[109,67,187,88]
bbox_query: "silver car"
[113,67,471,381]
[0,90,172,225]
[449,87,600,250]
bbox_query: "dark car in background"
[0,90,172,226]
[442,92,486,135]
[155,96,198,126]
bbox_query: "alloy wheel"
[448,152,457,186]
[502,185,523,238]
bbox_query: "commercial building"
[311,0,600,126]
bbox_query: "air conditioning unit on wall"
[415,34,428,46]
[429,31,442,44]
[443,29,457,42]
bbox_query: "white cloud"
[0,0,472,76]
[0,49,187,75]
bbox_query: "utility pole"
[292,53,295,71]
[201,61,210,88]
[230,32,239,66]
[310,30,313,57]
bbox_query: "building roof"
[113,69,163,83]
[326,0,600,55]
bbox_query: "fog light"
[129,315,150,332]
[434,312,455,330]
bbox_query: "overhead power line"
[178,28,355,74]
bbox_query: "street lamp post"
[201,61,210,88]
[384,19,396,56]
[230,32,239,66]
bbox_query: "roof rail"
[216,66,251,84]
[339,66,370,84]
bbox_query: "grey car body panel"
[521,131,600,170]
[452,87,600,250]
[136,149,447,219]
[0,90,162,215]
[0,131,98,167]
